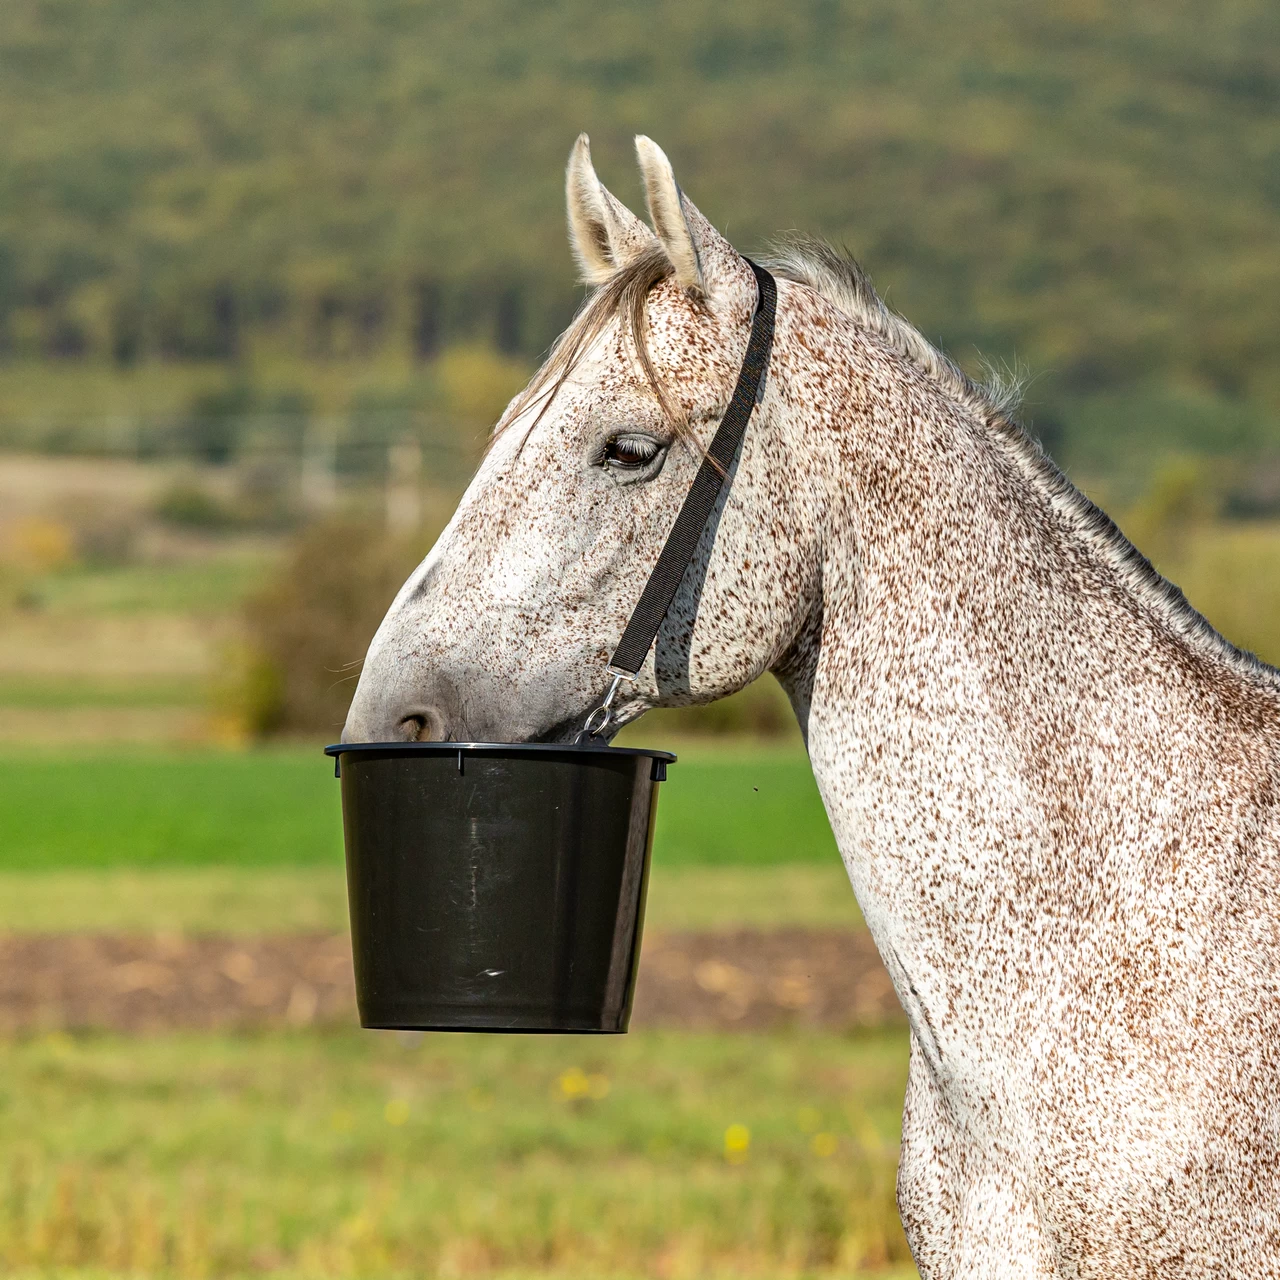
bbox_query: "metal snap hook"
[578,670,632,743]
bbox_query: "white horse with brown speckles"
[346,136,1280,1275]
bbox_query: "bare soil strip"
[0,929,903,1034]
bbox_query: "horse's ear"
[634,136,750,303]
[566,134,654,285]
[634,136,703,293]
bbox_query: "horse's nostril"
[398,706,448,742]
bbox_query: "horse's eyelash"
[605,435,660,463]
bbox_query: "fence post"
[301,417,339,513]
[386,436,422,533]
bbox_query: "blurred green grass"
[0,864,861,935]
[0,1027,915,1278]
[0,744,837,871]
[28,554,274,616]
[0,677,204,710]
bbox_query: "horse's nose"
[396,705,450,742]
[341,697,451,744]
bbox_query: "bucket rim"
[324,741,676,763]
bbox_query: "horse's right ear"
[566,134,654,285]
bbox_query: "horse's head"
[343,136,823,744]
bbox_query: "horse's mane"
[502,234,1023,445]
[503,233,1278,692]
[763,234,1024,428]
[768,238,1279,692]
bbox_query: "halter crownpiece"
[580,260,778,741]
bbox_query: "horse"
[344,135,1280,1275]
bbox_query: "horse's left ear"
[634,136,753,306]
[566,134,655,285]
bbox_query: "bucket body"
[325,742,674,1033]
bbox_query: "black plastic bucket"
[324,742,675,1033]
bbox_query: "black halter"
[581,260,777,738]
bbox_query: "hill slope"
[3,0,1280,472]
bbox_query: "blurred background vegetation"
[3,0,1280,462]
[1,5,1278,1276]
[1,0,1279,744]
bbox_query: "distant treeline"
[2,0,1280,417]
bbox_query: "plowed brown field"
[0,929,903,1033]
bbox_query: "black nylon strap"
[608,260,777,677]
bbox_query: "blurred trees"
[220,516,435,738]
[1121,456,1222,567]
[1,0,1279,468]
[9,0,1280,743]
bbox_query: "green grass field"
[0,744,838,871]
[0,677,205,711]
[0,864,861,935]
[29,555,276,618]
[0,741,892,1279]
[0,1027,914,1279]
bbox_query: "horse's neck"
[781,368,1125,770]
[776,355,1270,997]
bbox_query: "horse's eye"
[602,435,660,470]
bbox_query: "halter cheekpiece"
[580,260,778,741]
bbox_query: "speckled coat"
[344,137,1280,1275]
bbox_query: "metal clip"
[578,669,634,743]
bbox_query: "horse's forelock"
[493,244,689,450]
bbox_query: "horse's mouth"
[527,709,626,746]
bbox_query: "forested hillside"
[3,0,1280,480]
